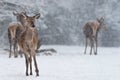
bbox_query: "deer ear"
[21,11,27,17]
[101,17,104,21]
[13,10,19,16]
[34,13,40,19]
[97,18,100,22]
[21,12,27,19]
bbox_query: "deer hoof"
[84,52,86,54]
[30,72,33,75]
[95,53,97,55]
[26,73,29,76]
[36,73,39,77]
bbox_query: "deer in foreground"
[18,12,40,76]
[8,10,26,58]
[83,17,105,55]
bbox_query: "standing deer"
[8,10,26,58]
[83,17,105,55]
[18,12,40,76]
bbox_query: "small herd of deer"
[8,10,40,76]
[7,9,106,76]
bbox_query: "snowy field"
[0,45,120,80]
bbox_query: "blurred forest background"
[0,0,120,47]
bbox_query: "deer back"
[8,22,23,39]
[84,19,102,38]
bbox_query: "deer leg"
[8,29,12,58]
[33,53,39,76]
[24,53,29,76]
[37,39,42,50]
[95,38,98,55]
[15,44,19,57]
[90,39,93,55]
[19,50,23,58]
[84,37,88,54]
[13,39,18,58]
[93,39,96,55]
[29,54,33,75]
[9,40,12,58]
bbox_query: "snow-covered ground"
[0,45,120,80]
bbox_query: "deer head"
[21,13,40,28]
[13,9,27,26]
[97,17,106,30]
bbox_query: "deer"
[17,12,40,76]
[83,17,105,55]
[8,10,26,58]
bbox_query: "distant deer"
[8,10,26,58]
[83,17,105,55]
[18,12,40,76]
